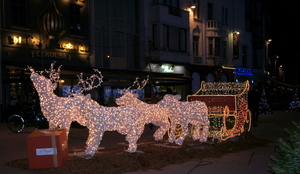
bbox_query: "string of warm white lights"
[30,63,145,157]
[116,92,171,141]
[65,93,144,156]
[157,94,209,145]
[29,64,83,136]
[30,62,251,158]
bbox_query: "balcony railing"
[207,20,220,30]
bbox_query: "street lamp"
[275,55,279,78]
[265,39,272,74]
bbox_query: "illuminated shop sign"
[234,68,253,75]
[161,65,174,73]
[31,50,71,61]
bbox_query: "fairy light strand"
[157,94,209,145]
[116,92,171,141]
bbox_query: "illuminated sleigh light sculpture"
[28,63,83,136]
[157,94,209,145]
[115,76,171,141]
[66,72,145,157]
[187,80,251,142]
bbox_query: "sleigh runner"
[187,80,251,142]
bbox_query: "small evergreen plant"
[269,121,300,174]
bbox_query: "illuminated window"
[11,0,28,27]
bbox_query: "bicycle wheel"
[7,115,25,133]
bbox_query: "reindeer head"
[64,93,91,110]
[116,76,149,106]
[115,92,139,106]
[28,62,61,93]
[157,94,181,107]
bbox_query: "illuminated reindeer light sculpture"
[66,73,145,157]
[115,77,171,141]
[28,63,84,135]
[158,94,209,145]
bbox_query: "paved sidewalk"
[1,111,299,174]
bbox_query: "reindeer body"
[158,94,209,145]
[30,64,145,157]
[116,92,171,140]
[29,68,82,136]
[67,94,144,156]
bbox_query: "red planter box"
[26,129,68,169]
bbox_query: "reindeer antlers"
[27,62,61,79]
[125,75,149,93]
[76,69,103,93]
[44,61,62,83]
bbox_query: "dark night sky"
[269,2,300,86]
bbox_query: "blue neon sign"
[234,68,253,75]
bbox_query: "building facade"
[0,0,269,122]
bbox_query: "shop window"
[206,73,214,82]
[62,85,81,97]
[104,88,145,105]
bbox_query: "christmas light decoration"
[187,81,251,142]
[224,98,248,136]
[289,89,300,111]
[63,74,145,157]
[157,94,209,145]
[66,93,144,157]
[116,92,171,141]
[259,89,272,114]
[30,63,145,158]
[29,63,84,136]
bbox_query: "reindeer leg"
[85,127,104,157]
[192,124,201,141]
[125,133,137,153]
[125,125,143,153]
[153,120,170,141]
[168,122,176,143]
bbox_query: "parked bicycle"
[7,105,48,133]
